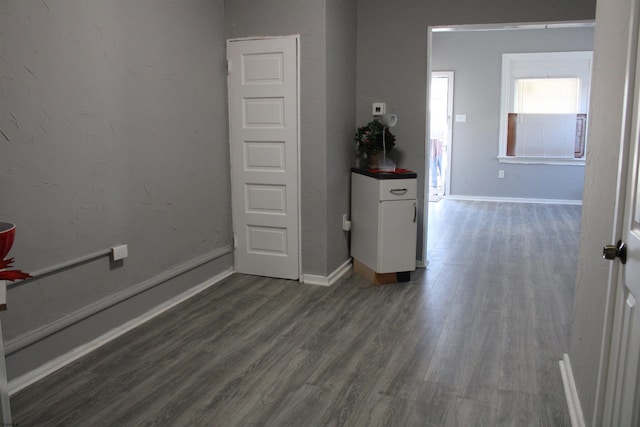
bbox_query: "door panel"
[614,100,640,424]
[227,37,299,280]
[379,199,417,273]
[604,20,640,424]
[607,290,640,426]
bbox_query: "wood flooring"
[11,200,581,426]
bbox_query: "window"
[515,78,580,113]
[498,51,593,165]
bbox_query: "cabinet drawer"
[379,179,416,201]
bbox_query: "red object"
[0,259,14,270]
[0,223,15,261]
[0,270,30,281]
[0,222,31,281]
[367,168,413,174]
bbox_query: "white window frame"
[497,51,593,165]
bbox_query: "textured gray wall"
[326,0,356,273]
[432,27,592,200]
[0,2,612,414]
[0,0,231,377]
[356,0,596,260]
[225,0,355,277]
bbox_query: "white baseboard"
[446,194,582,205]
[416,259,427,268]
[8,268,235,395]
[7,246,233,355]
[560,353,586,427]
[302,258,352,286]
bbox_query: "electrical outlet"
[111,244,128,261]
[498,170,505,179]
[342,214,352,231]
[372,102,386,116]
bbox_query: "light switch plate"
[455,114,467,123]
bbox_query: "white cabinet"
[351,169,417,273]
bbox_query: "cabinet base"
[353,259,411,285]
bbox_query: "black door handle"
[603,240,627,264]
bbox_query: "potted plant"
[354,118,396,168]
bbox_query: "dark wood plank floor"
[11,200,581,426]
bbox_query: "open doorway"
[429,71,453,199]
[423,23,593,264]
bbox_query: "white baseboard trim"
[302,258,352,286]
[6,246,233,355]
[560,353,586,427]
[446,194,582,205]
[416,259,427,268]
[8,268,235,396]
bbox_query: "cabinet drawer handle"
[389,188,408,195]
[413,203,417,223]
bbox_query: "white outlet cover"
[372,102,386,115]
[112,244,128,261]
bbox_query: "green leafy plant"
[354,118,396,155]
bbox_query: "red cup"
[0,223,16,261]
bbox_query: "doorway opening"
[429,71,453,200]
[422,22,594,266]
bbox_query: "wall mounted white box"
[111,244,128,261]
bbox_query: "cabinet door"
[378,199,417,273]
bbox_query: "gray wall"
[0,0,356,382]
[225,0,356,276]
[432,27,592,200]
[326,0,356,273]
[569,0,636,423]
[356,0,596,260]
[0,3,612,419]
[0,0,232,379]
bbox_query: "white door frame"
[227,35,302,280]
[423,28,434,267]
[430,70,454,196]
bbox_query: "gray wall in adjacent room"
[356,0,596,261]
[0,0,231,380]
[225,0,355,277]
[432,27,593,200]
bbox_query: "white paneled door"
[227,37,299,280]
[603,17,640,425]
